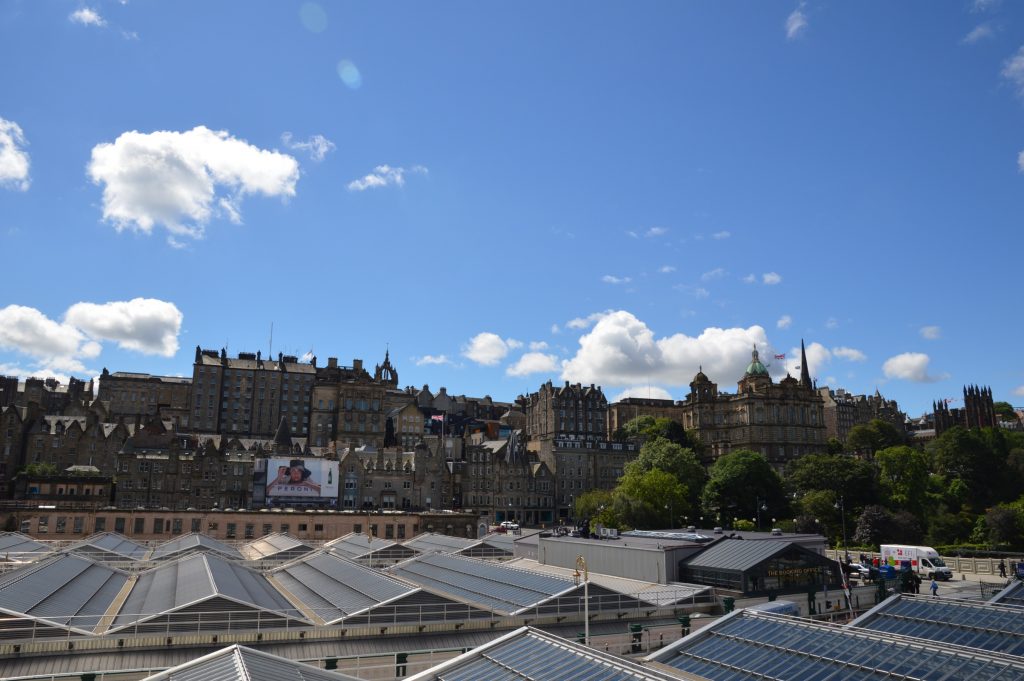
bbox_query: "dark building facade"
[934,385,997,434]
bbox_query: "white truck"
[880,544,953,580]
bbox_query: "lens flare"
[299,2,327,33]
[337,60,362,89]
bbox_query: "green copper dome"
[745,347,769,376]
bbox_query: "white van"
[880,544,953,580]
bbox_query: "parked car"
[500,521,520,531]
[843,562,871,580]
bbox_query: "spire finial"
[799,339,812,388]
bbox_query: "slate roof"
[241,533,315,562]
[139,644,362,681]
[68,532,149,561]
[648,608,1024,680]
[681,538,799,571]
[149,533,244,561]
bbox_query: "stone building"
[606,397,685,435]
[677,342,826,468]
[934,385,997,434]
[190,347,317,438]
[310,352,399,451]
[116,419,255,510]
[460,431,555,527]
[337,438,448,515]
[520,381,608,444]
[96,368,192,428]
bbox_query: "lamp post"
[755,497,768,530]
[574,555,589,646]
[834,495,847,561]
[665,499,674,529]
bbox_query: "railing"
[825,549,1017,580]
[0,587,717,649]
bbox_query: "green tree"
[785,453,877,509]
[613,415,701,451]
[875,446,929,513]
[625,436,706,512]
[574,489,617,529]
[852,505,895,547]
[21,462,58,477]
[845,419,906,456]
[928,426,1004,510]
[701,450,786,527]
[615,467,688,530]
[826,438,844,455]
[986,505,1023,546]
[994,401,1018,422]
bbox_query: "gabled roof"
[240,532,315,561]
[68,532,149,561]
[149,533,243,561]
[139,644,361,681]
[648,608,1024,680]
[401,532,479,555]
[110,553,306,632]
[406,626,682,681]
[0,532,52,562]
[681,538,802,571]
[0,553,128,635]
[387,552,584,616]
[270,550,420,624]
[324,533,415,563]
[850,593,1024,657]
[990,579,1024,608]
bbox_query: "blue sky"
[1,1,1022,419]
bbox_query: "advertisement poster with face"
[266,458,339,498]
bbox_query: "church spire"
[799,339,812,388]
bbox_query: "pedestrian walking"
[930,578,939,597]
[1000,560,1008,579]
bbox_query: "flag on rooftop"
[774,354,786,360]
[431,413,445,422]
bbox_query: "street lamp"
[574,555,590,646]
[834,495,848,561]
[664,500,674,529]
[755,497,768,530]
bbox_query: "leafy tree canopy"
[701,450,786,527]
[615,467,688,530]
[875,445,930,513]
[845,419,906,455]
[613,415,700,451]
[785,453,877,509]
[625,436,706,511]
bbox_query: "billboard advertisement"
[265,458,339,499]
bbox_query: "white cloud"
[645,227,668,238]
[529,341,549,351]
[919,325,941,340]
[742,274,756,284]
[0,299,178,376]
[602,275,631,284]
[87,126,299,242]
[64,298,183,356]
[463,332,519,366]
[693,287,710,299]
[0,305,93,363]
[506,352,560,377]
[347,164,427,191]
[658,265,676,274]
[415,354,452,366]
[567,311,611,331]
[832,346,867,362]
[1002,47,1024,98]
[550,324,561,334]
[973,0,1001,11]
[712,230,731,240]
[964,23,994,44]
[625,230,639,239]
[882,352,948,383]
[825,317,839,329]
[281,132,335,162]
[611,386,674,402]
[762,272,782,285]
[0,118,30,191]
[777,315,792,329]
[560,310,772,387]
[701,268,726,281]
[70,7,106,26]
[1014,385,1024,397]
[786,7,808,40]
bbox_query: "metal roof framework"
[0,553,128,636]
[388,552,651,617]
[323,533,416,567]
[989,580,1024,609]
[271,550,426,624]
[138,643,362,681]
[149,533,243,562]
[0,532,52,563]
[108,553,309,634]
[240,533,315,562]
[66,532,149,562]
[646,608,1024,680]
[405,625,684,681]
[850,593,1024,657]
